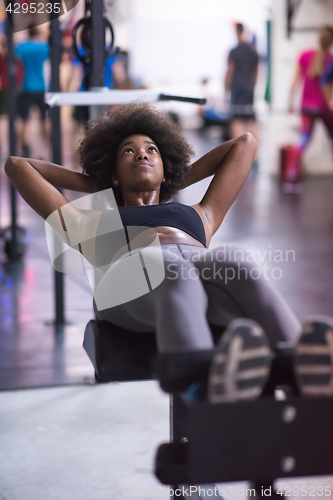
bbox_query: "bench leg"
[170,394,222,499]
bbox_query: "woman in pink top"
[289,26,333,157]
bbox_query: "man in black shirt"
[225,23,259,149]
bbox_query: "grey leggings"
[95,243,301,353]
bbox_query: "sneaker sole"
[208,319,272,404]
[294,315,333,396]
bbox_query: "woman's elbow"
[5,156,22,175]
[241,132,257,143]
[4,157,15,176]
[238,133,257,152]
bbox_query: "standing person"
[225,23,259,160]
[321,56,333,109]
[72,51,125,123]
[288,26,333,166]
[15,26,50,157]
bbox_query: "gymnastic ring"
[72,15,116,67]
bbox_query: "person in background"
[321,56,333,109]
[60,31,83,93]
[199,78,230,141]
[15,26,50,157]
[72,48,121,125]
[58,31,84,168]
[288,26,333,164]
[224,22,259,168]
[0,2,6,37]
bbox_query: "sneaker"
[294,315,333,396]
[207,319,272,404]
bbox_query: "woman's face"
[115,134,164,192]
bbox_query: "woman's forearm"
[7,157,96,193]
[5,157,97,220]
[185,136,247,187]
[5,156,72,219]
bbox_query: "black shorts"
[18,92,47,121]
[230,88,256,120]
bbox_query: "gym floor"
[0,121,333,499]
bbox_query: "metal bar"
[170,393,178,500]
[91,0,105,88]
[6,18,16,157]
[287,0,303,38]
[6,14,18,259]
[45,90,206,107]
[89,0,108,300]
[46,89,160,106]
[159,94,206,105]
[50,5,65,325]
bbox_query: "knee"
[213,243,256,267]
[212,244,264,284]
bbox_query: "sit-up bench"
[83,320,333,499]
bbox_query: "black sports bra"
[94,202,207,271]
[118,202,206,247]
